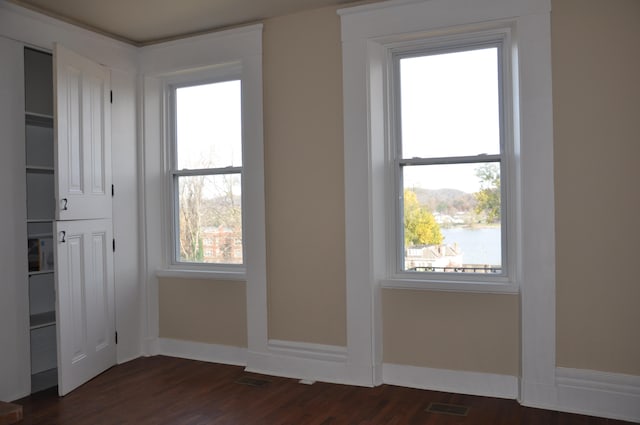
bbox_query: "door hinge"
[112,239,116,252]
[111,184,114,197]
[110,90,113,104]
[115,332,118,344]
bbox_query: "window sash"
[168,79,245,268]
[171,170,243,266]
[390,38,509,280]
[172,167,242,177]
[399,154,501,167]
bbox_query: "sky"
[175,80,243,201]
[173,47,501,197]
[176,79,242,170]
[399,46,501,194]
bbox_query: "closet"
[18,43,115,397]
[24,47,57,393]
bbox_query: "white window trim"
[139,25,267,358]
[386,29,515,286]
[339,0,556,404]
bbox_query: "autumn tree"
[474,163,501,223]
[404,189,443,246]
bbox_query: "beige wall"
[383,290,520,375]
[262,6,347,346]
[158,0,640,379]
[158,6,347,348]
[158,278,247,347]
[553,0,640,375]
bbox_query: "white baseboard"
[267,339,347,362]
[157,338,247,367]
[153,338,370,386]
[555,367,640,423]
[519,378,559,411]
[383,363,519,400]
[246,340,373,387]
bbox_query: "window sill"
[156,268,246,281]
[381,278,519,294]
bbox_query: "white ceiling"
[9,0,367,45]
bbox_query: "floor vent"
[425,402,470,416]
[235,376,271,387]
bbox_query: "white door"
[54,44,116,396]
[54,44,112,220]
[54,219,116,396]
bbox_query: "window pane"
[176,80,242,169]
[402,163,501,273]
[399,47,500,159]
[177,174,242,264]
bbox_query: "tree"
[203,175,242,263]
[179,176,205,262]
[404,189,443,246]
[474,163,500,223]
[179,173,243,263]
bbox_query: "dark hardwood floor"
[15,356,632,424]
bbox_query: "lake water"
[441,227,501,265]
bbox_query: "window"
[338,0,554,293]
[170,79,244,266]
[147,26,265,281]
[392,39,508,277]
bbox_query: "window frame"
[387,30,514,284]
[164,64,247,275]
[339,0,555,395]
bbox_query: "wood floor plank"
[13,356,634,425]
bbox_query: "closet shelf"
[30,311,56,330]
[28,270,54,277]
[25,112,54,128]
[26,165,54,173]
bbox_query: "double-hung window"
[169,78,244,267]
[390,32,511,280]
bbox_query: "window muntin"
[393,42,506,276]
[171,79,244,266]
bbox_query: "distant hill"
[410,187,477,215]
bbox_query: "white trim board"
[245,351,367,388]
[383,363,519,400]
[555,368,640,423]
[0,1,136,71]
[338,0,555,407]
[268,339,347,363]
[246,339,369,387]
[157,338,247,367]
[157,337,374,388]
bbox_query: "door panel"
[67,234,85,363]
[55,219,115,396]
[55,44,112,220]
